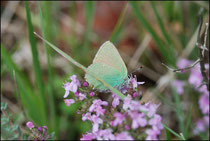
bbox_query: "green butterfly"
[34,32,126,98]
[85,41,128,91]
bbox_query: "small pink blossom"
[64,99,75,107]
[89,99,108,116]
[123,95,133,110]
[129,111,147,129]
[194,119,206,134]
[172,80,185,95]
[95,129,115,140]
[112,93,120,108]
[80,132,96,140]
[132,92,138,98]
[26,121,34,129]
[78,93,87,101]
[177,58,192,72]
[63,75,80,98]
[199,92,209,115]
[145,128,159,140]
[83,81,89,87]
[82,112,92,121]
[89,92,95,97]
[111,112,125,126]
[130,75,145,89]
[115,132,133,140]
[149,114,163,130]
[91,115,103,132]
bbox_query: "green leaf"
[25,1,45,103]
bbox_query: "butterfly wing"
[85,63,125,90]
[85,41,127,90]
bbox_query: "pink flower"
[194,119,206,134]
[82,112,92,121]
[63,75,80,98]
[146,103,160,117]
[199,92,209,115]
[177,58,191,68]
[95,129,115,140]
[64,99,75,106]
[38,127,43,132]
[111,112,125,126]
[123,95,133,110]
[129,111,147,129]
[172,80,185,95]
[26,121,34,129]
[115,132,133,140]
[83,81,89,87]
[112,93,120,108]
[130,75,145,89]
[80,132,96,140]
[132,92,138,98]
[145,128,159,140]
[148,114,163,130]
[91,115,103,132]
[78,93,87,101]
[89,99,108,116]
[188,64,203,87]
[89,92,95,97]
[125,125,130,130]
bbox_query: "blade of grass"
[37,2,57,136]
[165,126,171,140]
[80,1,95,64]
[172,86,185,135]
[129,1,175,66]
[150,2,172,45]
[163,124,185,140]
[34,32,126,99]
[184,105,192,139]
[25,1,45,103]
[1,44,47,125]
[110,3,128,44]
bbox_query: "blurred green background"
[1,1,209,140]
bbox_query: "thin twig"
[161,59,201,73]
[196,8,209,91]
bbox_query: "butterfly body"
[85,41,128,91]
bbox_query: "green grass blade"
[79,1,95,65]
[184,105,193,139]
[150,2,172,45]
[165,126,171,140]
[163,124,185,140]
[130,1,175,66]
[34,33,126,99]
[25,1,45,102]
[110,4,128,44]
[1,44,47,125]
[172,86,185,135]
[37,2,57,136]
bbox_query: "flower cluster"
[175,59,209,135]
[63,74,163,140]
[26,121,54,140]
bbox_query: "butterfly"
[34,32,126,98]
[85,41,128,91]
